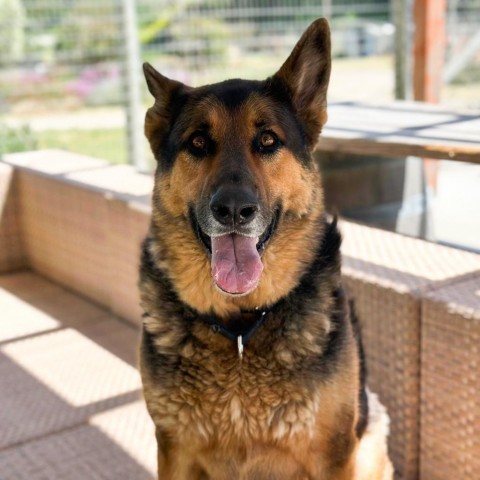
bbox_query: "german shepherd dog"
[140,19,393,480]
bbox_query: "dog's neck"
[140,216,347,370]
[146,183,327,317]
[199,308,270,360]
[140,214,342,329]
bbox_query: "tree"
[0,0,25,65]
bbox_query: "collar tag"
[237,335,244,360]
[204,307,271,359]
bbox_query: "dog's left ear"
[272,18,331,147]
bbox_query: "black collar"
[142,307,271,360]
[202,308,270,359]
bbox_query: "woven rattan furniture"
[2,150,150,325]
[0,271,156,479]
[340,222,480,480]
[420,276,480,480]
[1,150,479,479]
[0,163,25,273]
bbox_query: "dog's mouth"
[190,207,280,296]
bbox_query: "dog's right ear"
[143,62,185,110]
[143,63,187,160]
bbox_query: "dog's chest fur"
[139,218,362,478]
[140,218,350,445]
[142,329,324,445]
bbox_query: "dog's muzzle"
[209,185,260,228]
[190,188,280,296]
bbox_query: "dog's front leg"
[155,427,176,480]
[325,457,357,480]
[315,425,358,480]
[155,428,207,480]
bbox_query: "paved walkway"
[0,272,156,480]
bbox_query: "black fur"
[140,216,369,437]
[155,78,312,171]
[350,300,369,438]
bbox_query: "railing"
[319,101,480,164]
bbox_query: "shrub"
[0,123,37,155]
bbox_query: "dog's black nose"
[210,187,259,226]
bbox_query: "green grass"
[36,128,127,164]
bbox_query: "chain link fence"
[139,0,392,86]
[1,0,478,167]
[1,0,127,160]
[442,0,480,107]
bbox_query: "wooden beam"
[413,0,446,102]
[318,102,480,164]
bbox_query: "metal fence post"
[393,0,413,100]
[121,0,147,172]
[322,0,332,20]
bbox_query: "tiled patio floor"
[0,272,156,480]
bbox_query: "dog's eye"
[191,135,206,150]
[257,131,280,154]
[187,133,210,158]
[260,132,277,148]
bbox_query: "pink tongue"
[211,234,263,294]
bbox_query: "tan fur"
[148,95,325,317]
[140,18,393,480]
[141,318,360,479]
[354,391,394,480]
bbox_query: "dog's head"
[144,19,331,313]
